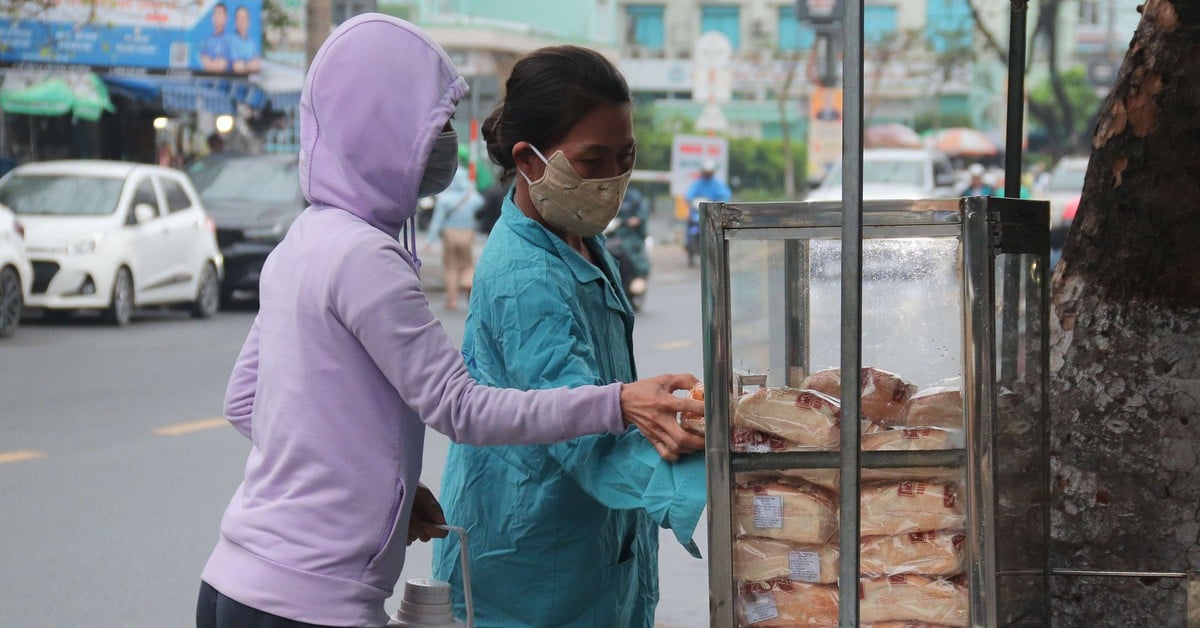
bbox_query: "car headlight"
[67,235,102,255]
[243,223,286,242]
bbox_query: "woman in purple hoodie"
[196,15,704,628]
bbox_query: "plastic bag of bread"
[735,420,889,453]
[681,382,706,435]
[733,537,839,584]
[859,530,966,578]
[734,387,840,449]
[737,579,839,626]
[859,575,968,626]
[734,479,839,544]
[902,377,963,429]
[862,426,961,451]
[860,480,965,537]
[865,622,961,628]
[801,367,917,423]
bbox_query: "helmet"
[968,163,985,177]
[701,159,717,173]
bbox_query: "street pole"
[306,0,332,69]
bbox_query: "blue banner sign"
[0,0,264,75]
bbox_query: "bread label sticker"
[742,592,780,624]
[788,550,821,583]
[753,495,784,529]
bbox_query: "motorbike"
[685,197,708,268]
[604,215,650,313]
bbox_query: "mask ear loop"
[517,144,550,185]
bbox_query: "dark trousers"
[196,581,337,628]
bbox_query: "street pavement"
[0,213,711,627]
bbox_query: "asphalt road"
[0,229,711,628]
[0,220,962,627]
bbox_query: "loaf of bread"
[860,530,966,578]
[733,537,839,584]
[681,382,706,435]
[737,579,839,626]
[861,426,959,451]
[771,467,963,493]
[902,378,964,429]
[734,387,841,449]
[859,575,968,626]
[801,367,918,423]
[734,480,839,544]
[861,481,965,537]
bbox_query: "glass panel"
[133,179,160,214]
[993,252,1050,624]
[701,5,740,49]
[726,234,963,454]
[778,6,815,52]
[161,178,193,213]
[0,174,123,216]
[626,5,665,49]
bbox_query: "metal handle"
[434,524,473,628]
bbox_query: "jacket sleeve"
[480,276,706,556]
[222,314,260,439]
[329,238,625,446]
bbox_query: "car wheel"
[0,266,22,338]
[104,266,134,327]
[190,263,220,319]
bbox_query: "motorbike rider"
[606,185,651,311]
[683,159,731,266]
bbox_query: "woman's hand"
[619,374,706,461]
[408,484,449,545]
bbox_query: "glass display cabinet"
[699,196,1051,627]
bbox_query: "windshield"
[191,158,300,205]
[1048,163,1087,192]
[823,159,926,188]
[0,174,124,216]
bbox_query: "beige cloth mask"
[519,144,631,237]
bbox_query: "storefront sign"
[0,0,263,75]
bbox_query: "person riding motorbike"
[683,159,731,267]
[605,185,651,312]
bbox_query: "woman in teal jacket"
[432,46,706,627]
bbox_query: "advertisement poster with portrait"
[807,85,843,182]
[0,0,263,75]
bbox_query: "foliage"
[1028,66,1101,149]
[260,0,297,53]
[633,105,804,200]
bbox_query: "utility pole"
[306,0,332,69]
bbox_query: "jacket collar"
[499,189,632,316]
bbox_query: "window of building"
[1079,0,1101,25]
[778,5,816,51]
[926,0,973,52]
[701,5,740,49]
[865,4,898,43]
[626,5,665,50]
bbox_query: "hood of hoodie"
[299,14,467,236]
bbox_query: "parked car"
[806,148,960,201]
[0,160,223,326]
[188,153,305,302]
[1044,156,1089,227]
[0,204,31,337]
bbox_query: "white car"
[1043,156,1089,227]
[0,204,31,338]
[807,148,960,201]
[0,160,224,326]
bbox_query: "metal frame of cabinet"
[701,196,1051,627]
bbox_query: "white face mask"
[519,144,631,237]
[418,129,459,197]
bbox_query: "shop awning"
[0,70,115,121]
[102,64,302,114]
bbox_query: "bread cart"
[699,195,1051,626]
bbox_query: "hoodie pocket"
[365,484,405,576]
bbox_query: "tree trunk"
[1050,1,1200,626]
[305,0,331,70]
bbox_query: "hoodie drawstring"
[401,214,422,272]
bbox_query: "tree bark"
[1050,1,1200,625]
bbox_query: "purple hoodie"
[200,15,625,627]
